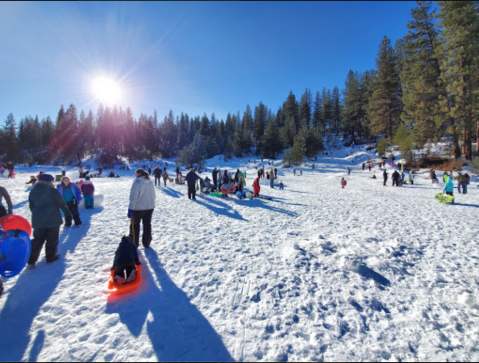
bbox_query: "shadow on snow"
[0,207,102,361]
[105,248,234,362]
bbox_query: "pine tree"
[369,36,403,141]
[342,70,361,142]
[400,1,444,149]
[253,102,267,155]
[332,87,341,137]
[1,113,18,162]
[289,134,306,166]
[299,88,312,130]
[282,91,300,132]
[262,117,282,159]
[321,88,332,137]
[438,1,479,159]
[312,91,323,131]
[359,70,377,141]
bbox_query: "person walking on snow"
[153,166,162,187]
[269,169,275,188]
[128,169,156,248]
[347,167,351,175]
[162,169,169,187]
[383,170,388,186]
[185,168,202,200]
[27,174,72,268]
[57,176,82,227]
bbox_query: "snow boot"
[46,254,61,264]
[114,275,127,285]
[127,269,137,284]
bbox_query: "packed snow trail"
[0,148,478,361]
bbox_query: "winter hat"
[38,173,54,182]
[85,176,91,181]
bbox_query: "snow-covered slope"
[0,146,478,362]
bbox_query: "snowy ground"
[0,146,478,362]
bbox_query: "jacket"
[185,171,201,187]
[128,176,156,211]
[112,236,140,268]
[80,181,95,196]
[153,168,162,177]
[392,171,400,180]
[162,171,168,180]
[443,178,454,193]
[57,183,82,202]
[0,186,13,214]
[253,178,260,193]
[29,182,72,229]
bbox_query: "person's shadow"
[0,208,101,361]
[105,248,234,362]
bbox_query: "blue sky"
[0,1,416,124]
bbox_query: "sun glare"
[91,77,122,105]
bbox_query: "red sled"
[107,264,142,294]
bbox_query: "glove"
[128,209,133,218]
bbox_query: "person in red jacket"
[253,177,261,197]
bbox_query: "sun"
[91,77,122,105]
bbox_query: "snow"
[1,145,479,362]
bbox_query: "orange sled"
[107,264,142,294]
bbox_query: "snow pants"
[188,185,196,200]
[392,179,399,186]
[383,178,387,186]
[65,201,82,226]
[0,206,6,219]
[114,263,135,279]
[84,195,94,208]
[28,226,60,264]
[130,209,153,248]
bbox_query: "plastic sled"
[107,264,142,294]
[0,215,32,235]
[435,193,454,204]
[0,229,31,278]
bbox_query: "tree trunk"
[477,118,479,156]
[465,129,472,160]
[451,118,462,158]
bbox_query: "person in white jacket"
[128,168,156,248]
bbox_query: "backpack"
[266,173,270,180]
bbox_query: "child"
[341,178,347,189]
[253,176,261,197]
[279,181,284,190]
[25,176,37,187]
[80,176,95,209]
[111,236,141,284]
[57,176,82,227]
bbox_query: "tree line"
[1,1,477,167]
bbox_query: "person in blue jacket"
[443,173,454,196]
[57,176,82,227]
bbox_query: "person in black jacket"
[383,170,388,186]
[185,168,202,200]
[392,170,400,187]
[176,165,180,177]
[153,166,162,186]
[223,170,230,184]
[212,168,218,191]
[111,236,140,284]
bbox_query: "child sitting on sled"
[111,236,141,285]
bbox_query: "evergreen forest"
[1,1,478,167]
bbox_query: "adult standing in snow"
[6,162,14,179]
[464,173,470,194]
[27,174,72,268]
[176,165,180,178]
[269,169,275,188]
[0,185,13,218]
[383,170,388,186]
[392,170,400,187]
[128,169,156,248]
[368,163,371,172]
[362,163,365,170]
[57,176,82,227]
[185,168,202,200]
[274,168,278,178]
[223,170,230,184]
[347,167,351,175]
[61,164,66,176]
[153,166,162,187]
[408,171,414,185]
[212,168,219,191]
